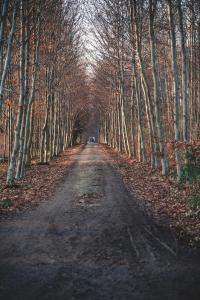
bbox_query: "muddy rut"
[0,144,200,300]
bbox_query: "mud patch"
[77,192,103,207]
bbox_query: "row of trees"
[91,0,200,181]
[0,0,88,185]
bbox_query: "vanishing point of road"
[0,144,200,300]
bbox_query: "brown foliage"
[0,145,83,214]
[106,146,200,247]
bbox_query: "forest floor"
[0,145,84,214]
[1,143,198,246]
[0,144,200,300]
[105,146,200,247]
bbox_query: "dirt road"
[0,145,200,300]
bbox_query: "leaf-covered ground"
[105,146,200,247]
[0,145,83,215]
[1,143,200,247]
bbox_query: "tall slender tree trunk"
[149,0,168,175]
[167,0,182,181]
[40,66,53,163]
[0,0,9,72]
[0,0,18,112]
[131,0,158,168]
[132,59,145,162]
[177,0,189,144]
[19,18,40,177]
[6,0,26,186]
[16,1,30,179]
[128,0,145,162]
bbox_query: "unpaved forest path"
[0,144,200,300]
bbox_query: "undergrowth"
[0,198,14,209]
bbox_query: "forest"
[0,0,200,187]
[92,0,200,182]
[1,0,200,299]
[0,0,88,186]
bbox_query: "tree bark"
[0,0,18,112]
[177,0,189,144]
[167,0,182,181]
[149,0,168,175]
[6,0,26,186]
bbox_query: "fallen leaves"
[0,145,84,215]
[105,145,200,247]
